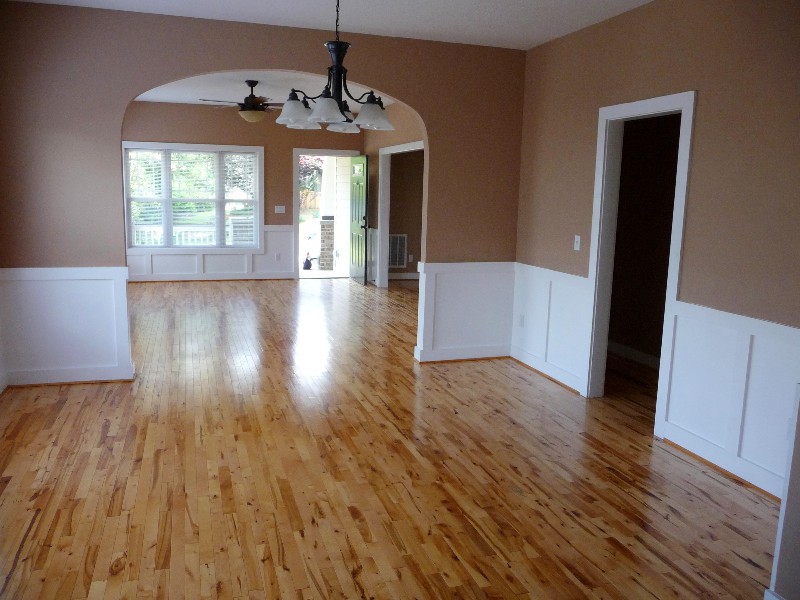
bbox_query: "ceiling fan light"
[276,98,311,125]
[239,110,266,123]
[353,102,394,131]
[309,97,347,123]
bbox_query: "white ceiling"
[20,0,653,107]
[15,0,652,50]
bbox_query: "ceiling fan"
[199,80,283,122]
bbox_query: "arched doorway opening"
[120,69,428,288]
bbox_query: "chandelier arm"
[290,88,325,103]
[342,76,375,105]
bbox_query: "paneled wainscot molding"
[127,225,295,281]
[0,267,135,387]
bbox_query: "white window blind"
[124,144,261,249]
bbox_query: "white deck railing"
[132,219,254,247]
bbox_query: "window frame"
[122,141,265,254]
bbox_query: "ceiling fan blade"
[199,98,238,104]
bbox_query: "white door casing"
[376,141,425,288]
[586,91,696,397]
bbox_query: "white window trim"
[123,141,265,255]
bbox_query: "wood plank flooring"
[0,279,779,599]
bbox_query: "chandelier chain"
[335,0,340,41]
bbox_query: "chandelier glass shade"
[276,1,394,133]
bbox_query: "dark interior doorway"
[605,113,681,399]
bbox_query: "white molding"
[0,314,8,393]
[764,591,785,600]
[510,345,584,393]
[128,225,294,281]
[511,263,593,395]
[655,301,800,497]
[510,261,800,496]
[414,261,514,362]
[587,91,696,398]
[768,386,800,599]
[417,344,511,363]
[0,267,134,386]
[377,141,425,288]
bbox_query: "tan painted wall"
[363,102,426,227]
[122,102,363,225]
[517,0,800,327]
[389,151,424,274]
[0,2,523,268]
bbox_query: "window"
[123,142,263,249]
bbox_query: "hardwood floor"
[0,279,779,599]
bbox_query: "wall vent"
[389,234,408,268]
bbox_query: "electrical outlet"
[275,205,286,214]
[574,235,581,251]
[275,253,281,261]
[408,254,414,263]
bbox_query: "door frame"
[292,148,360,280]
[375,141,425,288]
[586,91,696,398]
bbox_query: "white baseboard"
[607,341,660,369]
[0,360,8,394]
[415,344,509,362]
[510,345,583,393]
[389,272,420,280]
[764,590,785,600]
[415,262,514,363]
[0,267,135,386]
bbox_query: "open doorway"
[605,114,681,403]
[295,150,359,279]
[375,141,425,288]
[586,91,695,405]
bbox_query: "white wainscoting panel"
[415,262,514,362]
[0,311,8,393]
[765,385,800,600]
[656,301,800,497]
[204,254,248,274]
[0,267,134,386]
[665,315,740,448]
[129,226,295,281]
[152,254,198,275]
[127,254,148,277]
[254,226,294,277]
[510,263,594,395]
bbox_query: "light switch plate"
[275,205,286,214]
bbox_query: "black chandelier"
[276,0,394,132]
